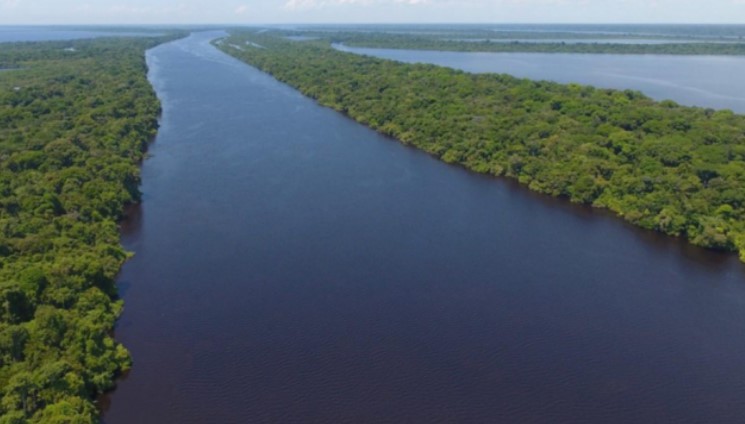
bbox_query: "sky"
[1,0,745,25]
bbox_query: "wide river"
[103,32,745,423]
[335,44,745,113]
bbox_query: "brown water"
[102,31,745,423]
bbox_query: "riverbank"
[103,32,745,424]
[0,33,181,423]
[219,32,745,262]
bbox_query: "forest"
[219,32,745,262]
[0,33,180,423]
[279,23,745,41]
[284,31,745,56]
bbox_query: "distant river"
[446,38,736,44]
[334,44,745,113]
[0,26,158,43]
[95,32,745,423]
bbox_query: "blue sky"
[1,0,745,25]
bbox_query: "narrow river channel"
[103,31,745,423]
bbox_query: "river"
[101,32,745,423]
[334,44,745,113]
[0,26,160,43]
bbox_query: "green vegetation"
[220,32,745,261]
[290,31,745,56]
[280,23,745,41]
[0,34,181,423]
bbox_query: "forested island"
[219,32,745,262]
[0,33,180,423]
[282,31,745,56]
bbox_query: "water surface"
[103,32,745,423]
[0,26,159,43]
[335,44,745,113]
[448,38,735,44]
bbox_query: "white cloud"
[284,0,431,10]
[282,0,611,10]
[2,0,745,25]
[107,2,191,16]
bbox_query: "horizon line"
[3,22,745,26]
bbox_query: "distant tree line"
[279,23,745,41]
[289,31,745,55]
[220,32,745,262]
[0,33,182,423]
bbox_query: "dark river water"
[334,44,745,113]
[101,32,745,423]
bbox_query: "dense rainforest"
[283,31,745,56]
[219,32,745,262]
[0,33,180,423]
